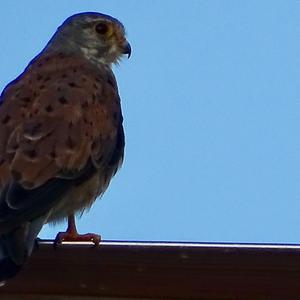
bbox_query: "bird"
[0,12,131,282]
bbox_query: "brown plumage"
[0,12,130,282]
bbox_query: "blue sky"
[0,1,299,243]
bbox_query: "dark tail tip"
[0,257,22,282]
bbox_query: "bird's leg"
[54,214,101,246]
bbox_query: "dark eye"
[95,23,108,35]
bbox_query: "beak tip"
[123,42,131,59]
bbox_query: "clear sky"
[0,1,299,243]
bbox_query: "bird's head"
[47,12,131,65]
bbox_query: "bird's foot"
[54,231,101,246]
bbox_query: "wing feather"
[0,53,124,229]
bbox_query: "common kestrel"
[0,12,130,281]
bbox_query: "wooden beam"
[1,241,300,299]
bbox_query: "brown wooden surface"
[1,240,300,299]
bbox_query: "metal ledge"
[1,240,300,299]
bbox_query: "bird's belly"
[46,171,102,223]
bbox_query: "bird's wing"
[0,53,123,226]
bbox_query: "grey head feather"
[42,12,126,66]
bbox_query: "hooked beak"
[122,41,131,58]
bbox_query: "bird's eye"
[95,23,109,35]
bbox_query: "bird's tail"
[0,215,47,283]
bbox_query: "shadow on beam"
[1,240,300,299]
